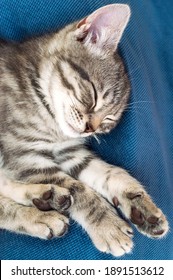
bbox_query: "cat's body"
[0,4,169,257]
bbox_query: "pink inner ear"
[76,4,130,48]
[88,5,130,33]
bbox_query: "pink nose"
[84,122,95,133]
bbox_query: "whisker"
[125,105,150,110]
[128,100,155,105]
[93,134,101,144]
[123,108,145,115]
[124,100,156,111]
[99,136,108,144]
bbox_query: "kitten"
[0,4,169,257]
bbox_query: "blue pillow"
[0,0,173,260]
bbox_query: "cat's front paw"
[113,183,169,238]
[88,210,133,257]
[19,207,69,239]
[32,184,73,212]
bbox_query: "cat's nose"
[84,122,95,133]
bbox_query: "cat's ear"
[75,4,131,56]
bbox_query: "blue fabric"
[0,0,173,260]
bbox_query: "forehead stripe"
[56,63,74,91]
[67,59,90,82]
[57,61,84,104]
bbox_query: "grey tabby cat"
[0,4,169,257]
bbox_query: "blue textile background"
[0,0,173,260]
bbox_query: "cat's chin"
[61,122,81,138]
[62,120,93,139]
[58,109,94,138]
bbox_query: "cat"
[0,4,169,257]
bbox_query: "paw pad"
[33,197,52,211]
[131,207,145,225]
[112,196,119,207]
[32,188,72,212]
[147,216,159,224]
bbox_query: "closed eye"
[90,82,97,110]
[102,116,116,123]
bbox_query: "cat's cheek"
[57,106,80,138]
[61,122,80,138]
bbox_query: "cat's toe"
[109,230,133,256]
[89,211,133,257]
[57,194,72,211]
[18,207,69,239]
[93,226,133,257]
[33,211,69,239]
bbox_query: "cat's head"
[46,4,131,138]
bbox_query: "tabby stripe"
[9,119,45,136]
[69,155,94,179]
[9,119,54,141]
[20,136,54,143]
[33,87,55,119]
[0,140,4,153]
[89,208,107,226]
[17,166,60,181]
[34,150,55,160]
[57,62,83,104]
[55,155,74,165]
[56,63,75,91]
[14,149,55,161]
[67,59,98,107]
[6,130,53,145]
[29,71,55,119]
[38,177,66,185]
[11,119,39,130]
[57,145,83,156]
[67,59,90,82]
[102,89,110,100]
[6,61,29,94]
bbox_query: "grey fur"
[0,5,168,257]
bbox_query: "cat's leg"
[0,194,69,239]
[44,173,134,257]
[5,167,134,256]
[1,164,135,255]
[71,188,134,256]
[77,157,169,238]
[0,171,73,212]
[52,144,168,238]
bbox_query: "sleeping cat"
[0,4,169,257]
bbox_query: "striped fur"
[0,5,168,257]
